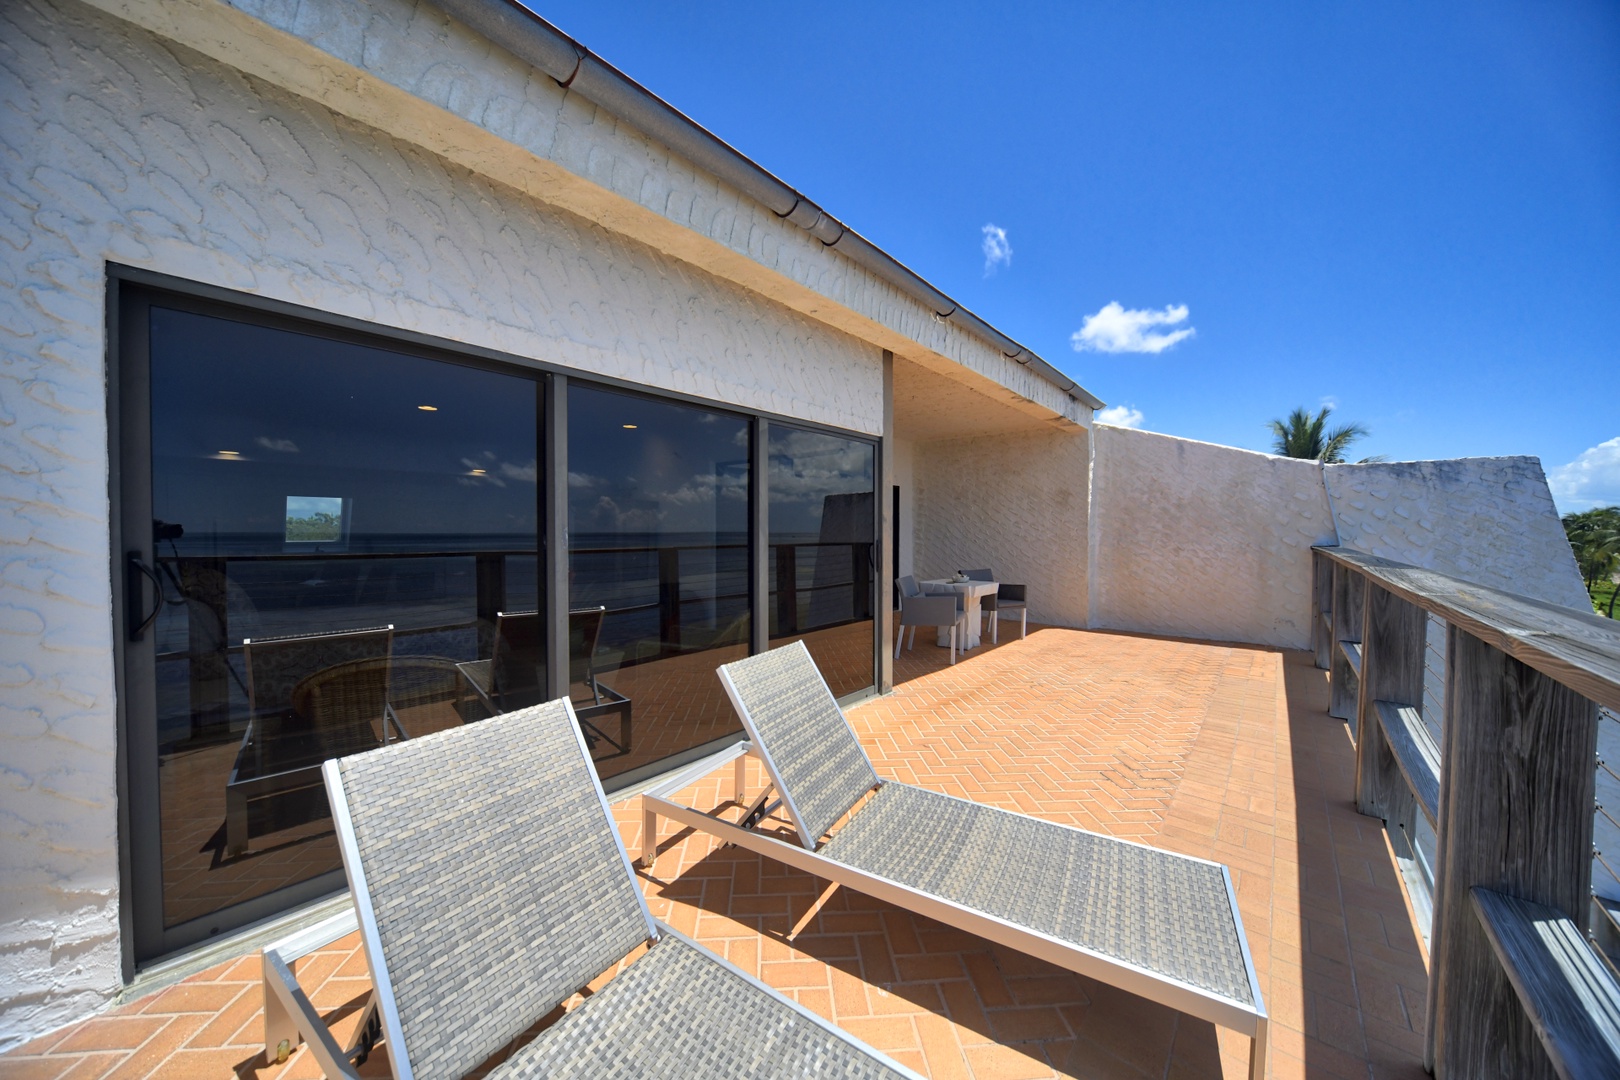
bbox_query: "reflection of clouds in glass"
[456,456,538,487]
[583,495,664,532]
[769,430,873,507]
[500,460,537,483]
[286,495,341,517]
[661,470,749,506]
[255,436,299,453]
[568,471,601,488]
[460,457,505,486]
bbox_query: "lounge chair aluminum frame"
[262,698,920,1079]
[643,720,1270,1078]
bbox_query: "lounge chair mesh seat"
[820,783,1253,1004]
[329,700,913,1079]
[507,934,901,1079]
[717,642,1262,1019]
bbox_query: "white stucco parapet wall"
[912,429,1091,630]
[0,0,890,1045]
[1089,426,1338,650]
[77,0,1087,431]
[1323,457,1587,609]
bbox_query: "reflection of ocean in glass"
[767,425,876,696]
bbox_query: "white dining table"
[919,578,999,650]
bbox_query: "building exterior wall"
[1089,426,1338,649]
[1323,457,1587,608]
[0,0,881,1044]
[78,0,1086,429]
[913,429,1090,629]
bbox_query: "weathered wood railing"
[1312,545,1620,1079]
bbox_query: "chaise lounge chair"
[261,697,921,1079]
[640,641,1269,1078]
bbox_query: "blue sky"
[533,1,1620,511]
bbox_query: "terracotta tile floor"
[1,626,1430,1079]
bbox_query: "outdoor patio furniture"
[963,569,1027,642]
[920,577,997,650]
[895,590,964,664]
[226,626,396,857]
[641,641,1269,1079]
[261,698,920,1079]
[457,606,632,754]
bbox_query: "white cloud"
[1096,404,1144,429]
[1547,436,1620,512]
[1070,302,1195,354]
[981,224,1011,276]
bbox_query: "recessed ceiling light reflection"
[418,405,438,412]
[622,424,638,429]
[469,469,486,475]
[218,450,241,456]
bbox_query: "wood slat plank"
[1471,887,1620,1080]
[1316,546,1620,716]
[1429,629,1601,1078]
[1340,640,1361,678]
[1373,700,1440,829]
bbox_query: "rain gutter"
[432,0,1105,412]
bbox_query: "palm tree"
[1562,506,1620,615]
[1267,406,1375,463]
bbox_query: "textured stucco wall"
[1090,427,1338,649]
[75,0,1085,429]
[0,0,881,1044]
[1324,457,1587,608]
[913,428,1090,629]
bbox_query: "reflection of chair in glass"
[226,626,395,857]
[456,608,632,755]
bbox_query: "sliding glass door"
[119,287,542,960]
[567,384,752,782]
[767,425,877,697]
[116,278,882,963]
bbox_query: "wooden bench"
[1471,887,1620,1078]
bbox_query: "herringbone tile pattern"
[1,628,1429,1079]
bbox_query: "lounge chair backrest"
[490,609,544,709]
[325,699,655,1080]
[244,625,393,724]
[718,641,879,848]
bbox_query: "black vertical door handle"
[127,553,163,641]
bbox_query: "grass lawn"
[1592,579,1617,619]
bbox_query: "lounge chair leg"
[908,626,916,650]
[262,950,361,1079]
[641,802,658,869]
[1249,1017,1268,1080]
[949,625,956,665]
[734,752,748,804]
[991,610,998,644]
[893,629,903,660]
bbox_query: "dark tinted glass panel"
[768,426,876,697]
[568,385,750,780]
[146,307,538,931]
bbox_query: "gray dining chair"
[964,568,1027,642]
[895,590,965,664]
